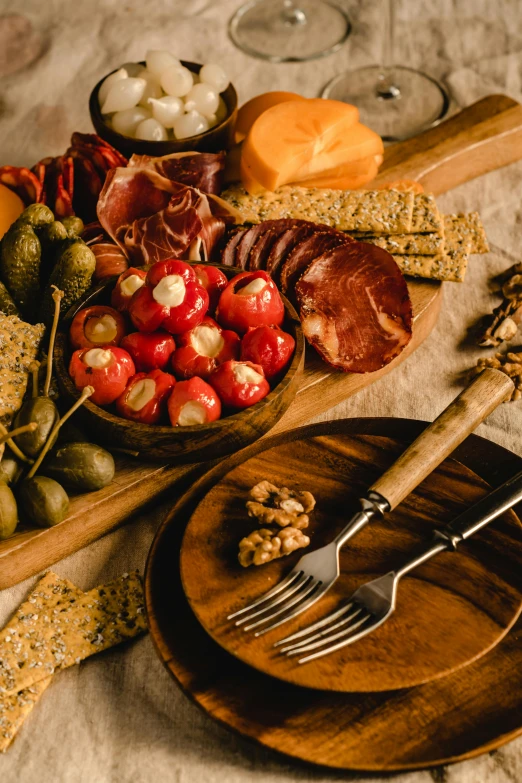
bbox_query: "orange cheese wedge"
[293,159,381,190]
[0,183,24,239]
[242,99,361,191]
[235,91,306,144]
[292,154,383,184]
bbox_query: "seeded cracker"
[444,212,489,254]
[221,186,415,234]
[0,571,147,697]
[0,572,82,752]
[393,249,469,282]
[410,193,442,233]
[0,314,45,426]
[357,231,445,255]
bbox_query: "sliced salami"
[295,242,413,373]
[280,231,350,296]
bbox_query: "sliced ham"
[280,231,351,296]
[97,166,239,266]
[128,151,225,195]
[91,243,129,281]
[295,242,412,373]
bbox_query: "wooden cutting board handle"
[370,369,514,510]
[373,94,522,195]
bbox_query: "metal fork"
[227,369,513,635]
[276,467,522,662]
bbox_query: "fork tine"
[243,577,317,632]
[279,606,364,653]
[286,612,372,656]
[275,601,355,647]
[227,570,301,620]
[297,617,381,664]
[254,581,326,636]
[234,572,308,627]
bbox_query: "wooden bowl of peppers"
[54,261,304,462]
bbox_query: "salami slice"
[280,231,350,296]
[295,242,413,373]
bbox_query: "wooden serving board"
[1,94,522,590]
[145,419,522,772]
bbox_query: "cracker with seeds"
[410,193,442,233]
[0,571,147,697]
[393,249,469,283]
[221,186,415,234]
[444,212,489,254]
[0,314,45,426]
[356,231,445,255]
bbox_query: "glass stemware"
[228,0,351,63]
[322,0,449,140]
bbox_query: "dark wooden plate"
[145,419,522,771]
[178,426,522,692]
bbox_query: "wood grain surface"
[179,423,522,692]
[2,94,521,589]
[145,419,522,772]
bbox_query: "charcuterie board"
[1,93,522,590]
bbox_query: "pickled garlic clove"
[112,106,151,136]
[215,97,228,123]
[161,65,194,98]
[119,61,143,77]
[184,83,219,119]
[135,117,169,141]
[146,49,181,78]
[148,96,184,128]
[173,110,209,140]
[101,77,146,114]
[137,69,163,107]
[98,67,128,108]
[199,63,229,93]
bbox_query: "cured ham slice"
[221,227,247,265]
[280,231,351,295]
[247,230,281,271]
[295,243,412,373]
[97,166,239,266]
[128,151,225,195]
[91,243,129,281]
[232,219,319,271]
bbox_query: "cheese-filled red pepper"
[111,267,147,312]
[69,346,135,406]
[216,270,284,334]
[209,360,270,409]
[120,330,176,372]
[69,305,126,351]
[192,264,228,314]
[115,369,175,424]
[241,324,295,380]
[128,259,209,334]
[168,376,221,426]
[171,316,240,380]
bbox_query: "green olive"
[14,397,60,459]
[42,442,115,492]
[0,457,22,485]
[17,476,69,528]
[0,482,18,539]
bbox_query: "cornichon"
[61,216,84,238]
[42,442,115,492]
[39,238,96,326]
[0,279,20,316]
[0,482,18,539]
[17,475,69,528]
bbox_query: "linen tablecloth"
[1,0,522,780]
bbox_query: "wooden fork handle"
[369,369,514,511]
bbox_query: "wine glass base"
[229,0,351,63]
[322,65,450,141]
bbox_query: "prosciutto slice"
[91,243,129,281]
[97,166,239,266]
[128,151,225,194]
[295,242,413,373]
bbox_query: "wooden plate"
[145,419,522,771]
[179,425,522,692]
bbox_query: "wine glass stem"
[281,0,307,27]
[376,0,401,99]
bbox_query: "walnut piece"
[477,299,522,347]
[247,480,315,528]
[238,527,310,567]
[470,353,522,401]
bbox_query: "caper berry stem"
[0,422,34,465]
[27,386,94,479]
[43,286,64,398]
[0,422,37,447]
[28,361,40,398]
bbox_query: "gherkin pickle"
[39,239,96,326]
[0,279,20,316]
[0,219,42,315]
[61,216,84,238]
[18,203,54,229]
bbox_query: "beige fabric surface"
[1,0,522,781]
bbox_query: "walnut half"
[238,527,310,567]
[470,352,522,401]
[247,480,316,529]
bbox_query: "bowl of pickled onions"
[89,51,238,156]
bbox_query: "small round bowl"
[54,268,304,463]
[89,61,238,158]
